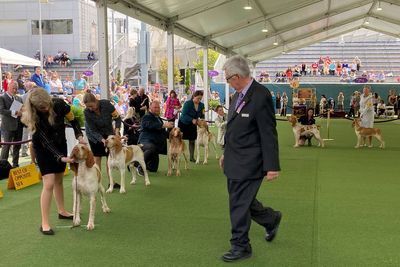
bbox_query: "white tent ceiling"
[0,48,40,66]
[104,0,400,63]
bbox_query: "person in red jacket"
[2,72,12,92]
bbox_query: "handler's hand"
[219,155,224,169]
[78,136,87,144]
[61,157,74,163]
[265,171,279,181]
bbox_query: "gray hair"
[223,55,250,78]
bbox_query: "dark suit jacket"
[0,93,23,132]
[138,112,167,155]
[224,80,280,180]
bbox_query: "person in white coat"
[214,105,227,149]
[359,85,375,146]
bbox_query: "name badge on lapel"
[241,113,249,117]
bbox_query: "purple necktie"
[235,93,244,110]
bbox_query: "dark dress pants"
[227,177,278,250]
[141,143,159,172]
[0,126,23,167]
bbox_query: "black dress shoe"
[107,183,121,189]
[40,226,55,235]
[190,158,196,162]
[58,213,74,220]
[266,211,282,242]
[221,248,252,262]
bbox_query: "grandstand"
[256,29,400,83]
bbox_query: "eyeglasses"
[225,74,238,83]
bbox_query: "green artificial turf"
[1,118,400,266]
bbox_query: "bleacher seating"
[257,40,400,83]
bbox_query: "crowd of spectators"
[258,56,396,83]
[34,50,72,68]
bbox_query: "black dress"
[123,117,140,145]
[32,98,82,175]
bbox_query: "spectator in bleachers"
[62,76,74,95]
[60,52,71,67]
[349,71,356,81]
[318,57,324,74]
[368,71,376,82]
[311,62,318,76]
[350,61,357,74]
[361,71,368,78]
[322,60,329,75]
[376,71,385,82]
[301,63,306,76]
[54,51,63,64]
[31,66,46,89]
[73,73,88,94]
[354,56,361,71]
[340,69,350,82]
[336,62,342,76]
[49,72,63,94]
[337,92,344,112]
[87,51,95,61]
[2,72,12,92]
[329,61,336,76]
[286,67,293,81]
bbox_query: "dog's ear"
[85,150,95,168]
[70,146,79,159]
[169,128,174,139]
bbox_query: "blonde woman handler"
[22,88,84,235]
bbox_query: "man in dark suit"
[0,80,24,167]
[220,55,281,262]
[138,100,173,172]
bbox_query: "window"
[31,19,73,35]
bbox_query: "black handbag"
[0,159,12,180]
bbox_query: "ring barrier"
[0,139,32,145]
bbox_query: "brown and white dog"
[352,118,385,148]
[168,127,188,176]
[105,135,150,193]
[70,144,111,230]
[196,119,218,164]
[287,115,324,148]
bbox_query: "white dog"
[105,135,150,193]
[70,144,111,230]
[196,119,218,164]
